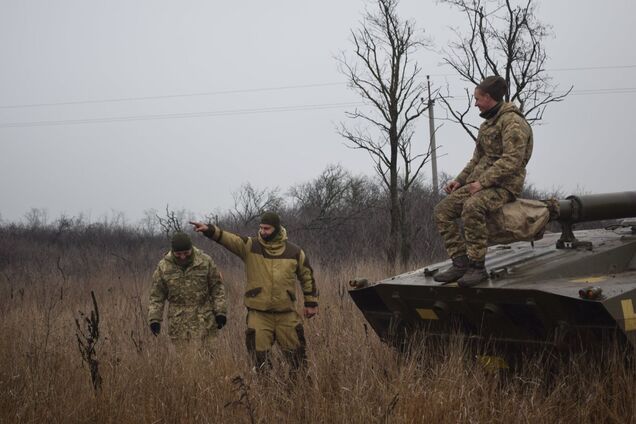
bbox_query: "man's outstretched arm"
[191,221,249,260]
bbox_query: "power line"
[1,64,635,110]
[0,82,346,110]
[422,64,636,78]
[440,86,636,103]
[1,86,635,129]
[568,87,636,96]
[0,101,365,129]
[550,64,636,72]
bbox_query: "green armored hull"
[349,192,636,357]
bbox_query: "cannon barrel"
[558,191,636,223]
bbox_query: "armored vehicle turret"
[348,191,636,364]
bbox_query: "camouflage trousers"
[434,185,514,261]
[245,309,307,371]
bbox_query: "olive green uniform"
[148,246,227,345]
[204,225,318,369]
[434,102,533,261]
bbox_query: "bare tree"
[24,208,48,229]
[439,0,571,139]
[289,164,379,231]
[155,205,190,239]
[230,183,283,227]
[139,208,161,236]
[337,0,432,268]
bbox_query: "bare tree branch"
[336,0,431,267]
[230,183,283,227]
[438,0,572,135]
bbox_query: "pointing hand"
[190,221,208,233]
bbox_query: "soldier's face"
[474,88,496,113]
[259,224,275,238]
[173,249,192,261]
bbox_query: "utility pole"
[427,75,439,193]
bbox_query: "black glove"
[202,223,216,239]
[150,322,161,336]
[215,315,227,329]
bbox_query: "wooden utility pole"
[427,75,439,193]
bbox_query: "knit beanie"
[171,232,192,252]
[476,76,507,102]
[260,212,281,229]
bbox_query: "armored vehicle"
[348,192,636,364]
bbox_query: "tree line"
[0,163,566,287]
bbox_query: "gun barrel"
[558,191,636,223]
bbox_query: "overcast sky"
[1,0,635,224]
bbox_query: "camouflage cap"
[260,212,280,229]
[171,232,192,252]
[476,76,507,102]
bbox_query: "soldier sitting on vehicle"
[434,76,533,287]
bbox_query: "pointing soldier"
[190,212,318,372]
[434,76,533,287]
[148,232,227,349]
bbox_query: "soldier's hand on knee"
[215,314,227,329]
[468,181,483,195]
[150,322,161,336]
[445,180,461,194]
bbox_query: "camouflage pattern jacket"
[148,246,226,340]
[204,225,318,312]
[456,102,533,197]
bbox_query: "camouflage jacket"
[204,225,318,312]
[456,102,533,197]
[148,246,226,340]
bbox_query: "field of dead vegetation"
[1,226,634,424]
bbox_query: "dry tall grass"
[1,234,634,424]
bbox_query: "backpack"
[486,198,551,245]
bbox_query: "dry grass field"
[1,228,635,423]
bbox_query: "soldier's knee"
[434,199,452,223]
[462,196,487,218]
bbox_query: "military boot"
[283,348,307,371]
[457,260,489,288]
[253,351,272,374]
[433,255,469,283]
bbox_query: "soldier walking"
[190,212,318,373]
[434,76,533,287]
[148,232,227,350]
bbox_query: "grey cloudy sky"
[1,0,635,224]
